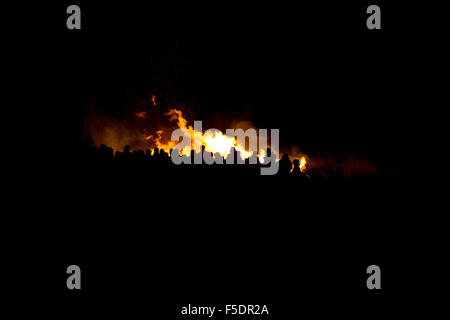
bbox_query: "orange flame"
[136,107,309,170]
[290,156,307,173]
[142,108,274,162]
[134,111,147,119]
[300,157,306,171]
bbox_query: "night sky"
[38,1,433,169]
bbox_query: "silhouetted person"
[136,150,145,161]
[278,153,292,176]
[98,144,114,161]
[145,149,152,160]
[152,147,159,160]
[123,145,132,161]
[292,159,303,176]
[159,148,169,161]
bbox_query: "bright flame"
[258,150,266,164]
[300,157,306,171]
[203,130,236,158]
[136,107,309,170]
[143,108,270,162]
[290,156,307,173]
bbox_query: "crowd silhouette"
[73,134,310,178]
[52,134,387,182]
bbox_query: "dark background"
[35,1,434,167]
[12,1,446,318]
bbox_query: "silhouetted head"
[281,153,290,161]
[124,145,131,153]
[293,159,300,167]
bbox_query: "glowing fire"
[142,108,269,162]
[290,156,307,172]
[202,131,237,158]
[138,107,308,170]
[258,150,266,164]
[300,157,306,171]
